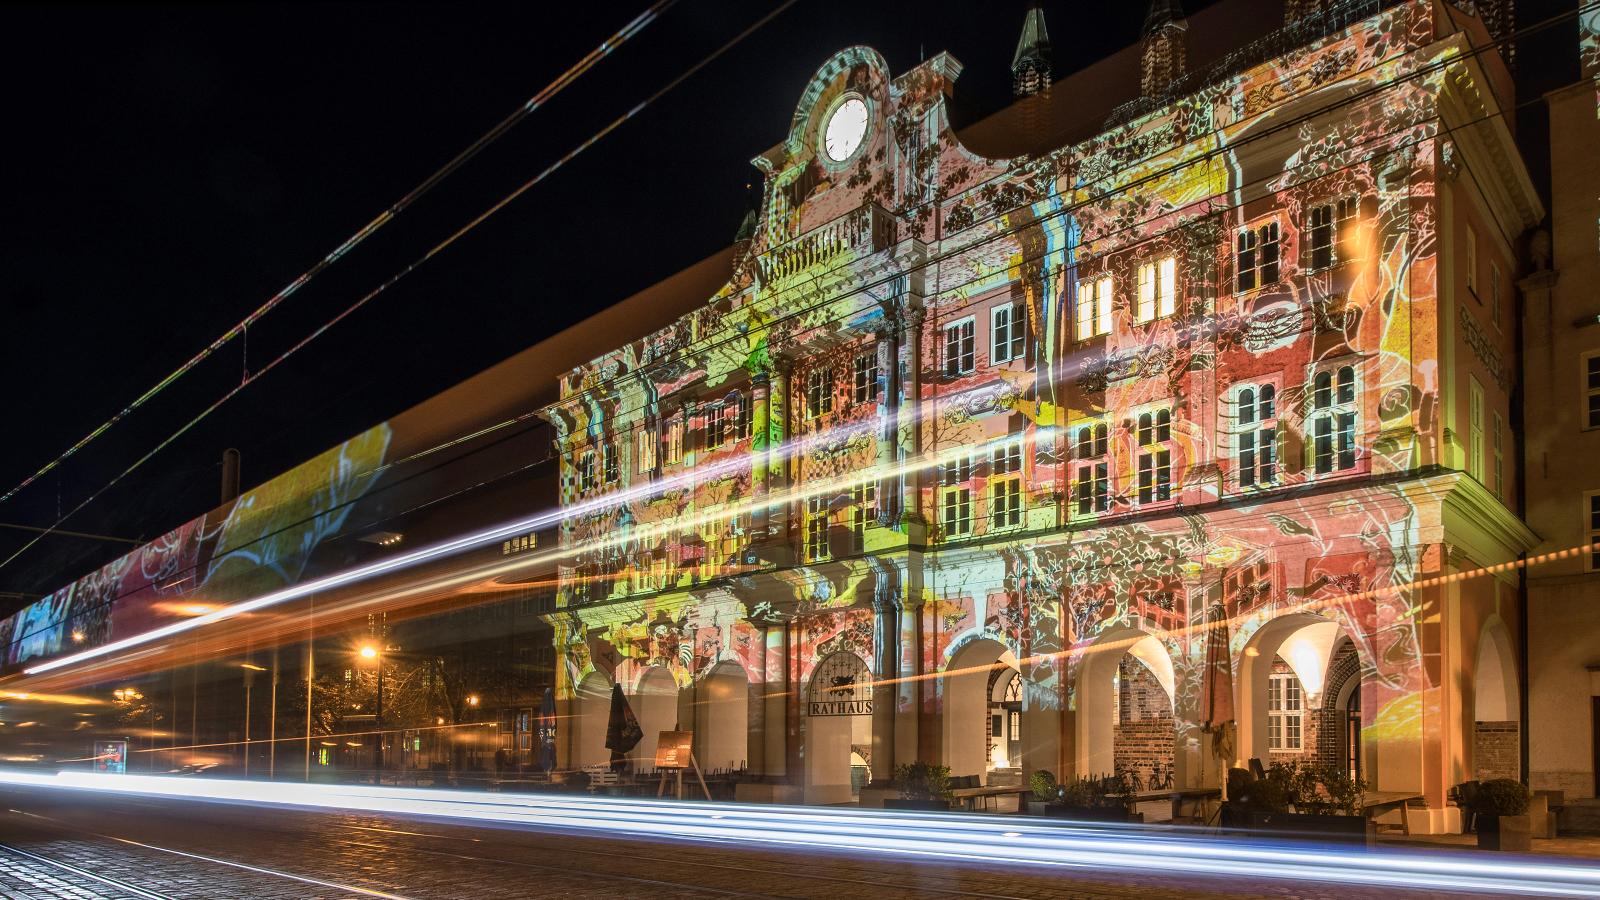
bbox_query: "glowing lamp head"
[466,695,480,707]
[359,645,379,660]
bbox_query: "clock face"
[823,97,869,163]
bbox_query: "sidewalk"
[1379,830,1600,858]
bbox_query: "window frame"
[1309,362,1359,475]
[1075,274,1115,341]
[806,368,835,419]
[1135,256,1178,323]
[1268,669,1304,752]
[990,303,1027,365]
[1465,221,1479,298]
[1073,421,1110,517]
[1134,406,1174,505]
[1583,351,1600,431]
[1235,219,1280,293]
[1233,382,1279,489]
[636,428,658,477]
[1492,410,1504,499]
[805,495,829,562]
[1586,490,1600,574]
[943,316,976,378]
[850,482,877,553]
[852,352,880,406]
[941,452,973,538]
[1468,376,1485,485]
[989,439,1024,530]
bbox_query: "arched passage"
[1076,627,1175,780]
[804,650,872,804]
[1237,613,1354,771]
[628,666,679,774]
[1472,617,1520,781]
[696,661,750,774]
[942,637,1016,785]
[574,671,612,768]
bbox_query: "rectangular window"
[807,369,834,419]
[1465,222,1479,296]
[850,483,876,553]
[1468,377,1485,484]
[662,418,683,465]
[1073,421,1110,516]
[577,453,597,492]
[852,352,880,405]
[1306,202,1334,271]
[990,440,1023,529]
[704,402,729,450]
[991,304,1027,364]
[737,391,753,440]
[1492,411,1504,499]
[1135,257,1177,322]
[1235,383,1278,488]
[602,442,619,483]
[1268,671,1303,751]
[942,452,972,537]
[636,429,657,477]
[1585,352,1600,430]
[944,318,976,377]
[1135,408,1173,504]
[1236,221,1280,292]
[1587,491,1600,573]
[1311,364,1358,474]
[805,496,829,561]
[1075,275,1115,340]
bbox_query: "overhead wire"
[0,1,1562,665]
[0,0,677,509]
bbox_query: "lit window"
[1465,222,1479,296]
[1310,364,1358,474]
[1304,197,1357,271]
[1468,377,1485,485]
[991,304,1028,364]
[807,369,835,419]
[853,352,880,405]
[806,496,829,561]
[850,483,877,553]
[1492,411,1504,498]
[1584,352,1600,430]
[1586,491,1600,573]
[704,402,731,450]
[990,440,1023,529]
[636,429,657,477]
[1236,221,1280,292]
[1235,383,1277,488]
[1076,275,1114,341]
[942,453,972,537]
[577,453,597,492]
[1074,422,1109,516]
[1135,257,1177,323]
[1268,669,1303,751]
[944,318,976,377]
[1135,408,1173,504]
[662,417,683,465]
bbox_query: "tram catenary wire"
[1,2,1570,666]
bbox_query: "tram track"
[0,840,175,900]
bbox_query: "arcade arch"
[628,665,679,773]
[804,650,872,804]
[1075,627,1175,780]
[696,660,751,774]
[942,637,1018,784]
[574,671,612,768]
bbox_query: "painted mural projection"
[2,425,391,669]
[545,0,1483,772]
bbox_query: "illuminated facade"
[544,0,1542,822]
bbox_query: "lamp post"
[358,644,383,782]
[240,662,268,779]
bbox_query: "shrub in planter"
[1044,773,1141,822]
[886,761,952,811]
[1223,763,1371,843]
[1472,778,1532,851]
[1029,770,1058,803]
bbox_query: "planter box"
[1043,804,1142,823]
[883,798,951,812]
[1477,814,1532,851]
[1223,806,1374,845]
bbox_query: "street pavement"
[0,784,1575,899]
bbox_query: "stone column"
[870,576,900,783]
[900,305,927,542]
[749,371,771,536]
[767,353,793,560]
[874,315,901,527]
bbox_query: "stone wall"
[1115,656,1174,786]
[1474,720,1520,781]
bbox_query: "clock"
[822,96,869,163]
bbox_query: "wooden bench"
[582,765,620,793]
[950,785,1031,812]
[1362,790,1421,836]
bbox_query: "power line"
[0,0,800,575]
[0,0,677,510]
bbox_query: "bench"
[582,765,620,793]
[949,784,1031,812]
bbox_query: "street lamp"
[357,644,383,782]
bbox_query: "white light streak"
[0,770,1595,897]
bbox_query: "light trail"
[0,770,1595,897]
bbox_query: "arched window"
[1239,388,1256,425]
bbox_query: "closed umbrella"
[536,687,557,774]
[604,683,642,773]
[1200,602,1237,788]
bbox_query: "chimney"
[221,448,241,505]
[1012,2,1052,99]
[1141,0,1188,98]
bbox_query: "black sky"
[0,0,1577,607]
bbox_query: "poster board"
[93,740,127,774]
[654,730,693,769]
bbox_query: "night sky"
[0,0,1577,608]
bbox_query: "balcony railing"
[759,203,895,284]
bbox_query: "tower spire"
[1012,2,1051,99]
[1141,0,1188,98]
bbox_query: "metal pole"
[269,648,278,781]
[243,669,252,778]
[375,651,384,784]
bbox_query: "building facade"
[544,0,1542,824]
[1525,2,1600,809]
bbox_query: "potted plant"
[1471,778,1532,851]
[1225,761,1372,844]
[1044,772,1141,823]
[1029,770,1058,804]
[885,761,952,811]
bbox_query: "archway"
[1472,617,1520,781]
[574,671,612,768]
[628,666,679,774]
[1237,613,1350,770]
[1076,627,1175,781]
[696,661,750,775]
[943,637,1016,785]
[804,650,872,804]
